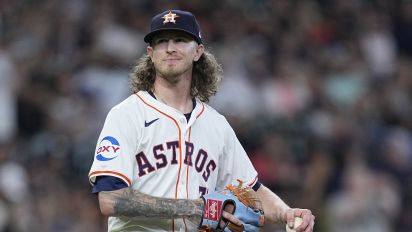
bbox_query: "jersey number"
[199,186,208,196]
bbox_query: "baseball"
[285,217,303,232]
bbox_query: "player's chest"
[137,114,222,158]
[133,114,222,187]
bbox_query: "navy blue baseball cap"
[144,10,202,44]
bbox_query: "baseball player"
[89,9,315,232]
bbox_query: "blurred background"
[0,0,411,231]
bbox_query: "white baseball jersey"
[89,91,259,232]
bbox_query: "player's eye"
[153,38,168,45]
[175,37,189,43]
[159,39,168,43]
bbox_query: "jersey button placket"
[180,132,187,188]
[180,118,190,197]
[179,137,186,198]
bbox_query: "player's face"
[147,31,204,83]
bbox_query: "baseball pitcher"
[89,9,315,232]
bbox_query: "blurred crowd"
[0,0,411,231]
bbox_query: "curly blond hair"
[130,51,223,102]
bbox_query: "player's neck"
[153,77,193,114]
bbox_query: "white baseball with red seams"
[88,91,259,232]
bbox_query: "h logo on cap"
[162,11,179,24]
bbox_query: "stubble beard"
[157,71,180,84]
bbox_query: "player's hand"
[221,202,243,228]
[285,208,315,232]
[219,202,262,232]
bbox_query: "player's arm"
[255,184,290,223]
[256,184,315,231]
[98,187,203,223]
[98,187,242,226]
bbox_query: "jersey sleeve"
[92,176,128,193]
[88,106,139,187]
[215,117,259,190]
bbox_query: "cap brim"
[144,28,202,44]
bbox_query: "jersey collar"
[136,91,204,123]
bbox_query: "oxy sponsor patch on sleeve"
[96,136,121,161]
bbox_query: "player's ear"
[147,46,154,59]
[193,44,204,62]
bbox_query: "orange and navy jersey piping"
[135,93,204,232]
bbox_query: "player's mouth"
[164,58,181,65]
[164,57,181,61]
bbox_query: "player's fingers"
[220,203,237,229]
[293,208,308,217]
[222,210,242,227]
[297,212,314,232]
[293,209,312,232]
[224,202,235,214]
[286,209,295,228]
[304,215,315,232]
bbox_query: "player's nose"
[166,40,177,53]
